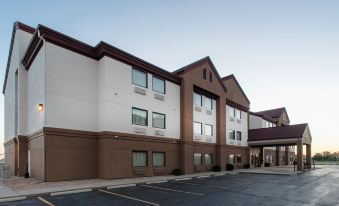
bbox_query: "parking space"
[2,166,339,206]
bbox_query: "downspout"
[37,29,47,181]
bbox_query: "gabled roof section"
[222,74,250,105]
[249,111,277,123]
[172,56,227,92]
[256,107,290,123]
[2,22,35,94]
[248,123,309,141]
[20,23,181,85]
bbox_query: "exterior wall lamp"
[38,104,44,112]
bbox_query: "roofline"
[249,123,308,132]
[21,24,182,85]
[226,99,249,112]
[256,107,291,123]
[172,56,227,92]
[249,111,278,123]
[2,22,35,94]
[221,74,250,104]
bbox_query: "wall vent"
[154,130,164,136]
[206,137,213,142]
[237,119,241,124]
[154,93,165,101]
[230,117,235,122]
[134,87,146,95]
[206,110,212,115]
[194,135,202,141]
[230,140,235,145]
[194,106,202,112]
[134,127,146,134]
[237,142,242,146]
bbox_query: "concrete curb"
[50,188,92,196]
[146,180,168,184]
[196,175,210,179]
[174,177,192,181]
[238,171,293,176]
[0,196,26,203]
[107,184,136,189]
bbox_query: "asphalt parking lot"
[2,166,339,206]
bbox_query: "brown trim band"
[226,99,249,112]
[21,24,181,85]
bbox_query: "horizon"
[1,0,339,156]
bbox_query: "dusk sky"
[1,0,339,156]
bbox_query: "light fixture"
[38,104,44,111]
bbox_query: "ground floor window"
[229,154,235,164]
[133,151,147,167]
[237,154,242,163]
[205,154,213,165]
[153,152,165,167]
[194,153,202,166]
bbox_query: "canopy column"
[306,144,312,169]
[297,140,303,171]
[284,146,289,165]
[275,146,280,166]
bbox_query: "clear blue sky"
[1,0,339,155]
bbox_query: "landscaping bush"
[172,169,182,176]
[264,162,270,167]
[212,165,221,172]
[243,163,250,169]
[226,164,234,171]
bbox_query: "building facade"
[3,22,307,182]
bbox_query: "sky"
[1,0,339,156]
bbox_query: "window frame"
[194,93,202,107]
[204,96,213,110]
[132,68,148,88]
[235,109,241,119]
[194,153,202,166]
[236,131,242,141]
[132,150,148,167]
[236,154,242,163]
[204,124,213,136]
[152,76,166,94]
[152,112,166,129]
[132,107,148,126]
[229,129,235,140]
[152,151,165,167]
[194,121,203,135]
[204,153,213,165]
[229,107,235,117]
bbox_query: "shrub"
[172,169,182,176]
[264,162,270,167]
[226,164,234,171]
[212,165,221,172]
[243,163,250,169]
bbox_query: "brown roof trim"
[249,111,278,123]
[21,24,181,85]
[221,74,250,104]
[173,56,227,92]
[2,22,35,94]
[226,99,249,112]
[256,107,290,123]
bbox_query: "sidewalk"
[0,170,237,199]
[238,165,303,175]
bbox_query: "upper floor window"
[209,71,212,82]
[132,68,147,88]
[229,107,235,117]
[203,68,207,80]
[236,131,242,141]
[229,129,235,140]
[204,96,212,110]
[204,124,213,136]
[235,109,241,119]
[194,93,202,106]
[152,112,165,129]
[152,76,165,94]
[132,107,148,126]
[194,122,202,135]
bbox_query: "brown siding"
[4,139,17,176]
[223,78,250,108]
[28,131,45,181]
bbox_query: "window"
[133,151,147,167]
[266,155,269,163]
[235,109,241,119]
[132,108,148,126]
[229,154,235,164]
[209,71,212,82]
[194,153,202,166]
[152,112,165,129]
[229,129,235,140]
[205,154,213,165]
[236,131,242,141]
[203,68,207,80]
[132,68,147,88]
[194,93,202,106]
[152,76,165,94]
[194,122,202,134]
[229,107,235,117]
[237,154,242,163]
[152,152,165,167]
[204,96,213,110]
[204,124,213,136]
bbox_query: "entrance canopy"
[248,123,312,146]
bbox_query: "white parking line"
[176,181,228,189]
[98,189,159,206]
[0,196,26,203]
[214,173,225,176]
[175,177,192,181]
[50,188,92,196]
[37,197,55,206]
[140,184,204,196]
[196,175,210,179]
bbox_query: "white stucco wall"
[249,114,276,129]
[225,105,248,146]
[193,96,217,143]
[97,57,180,139]
[45,43,98,132]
